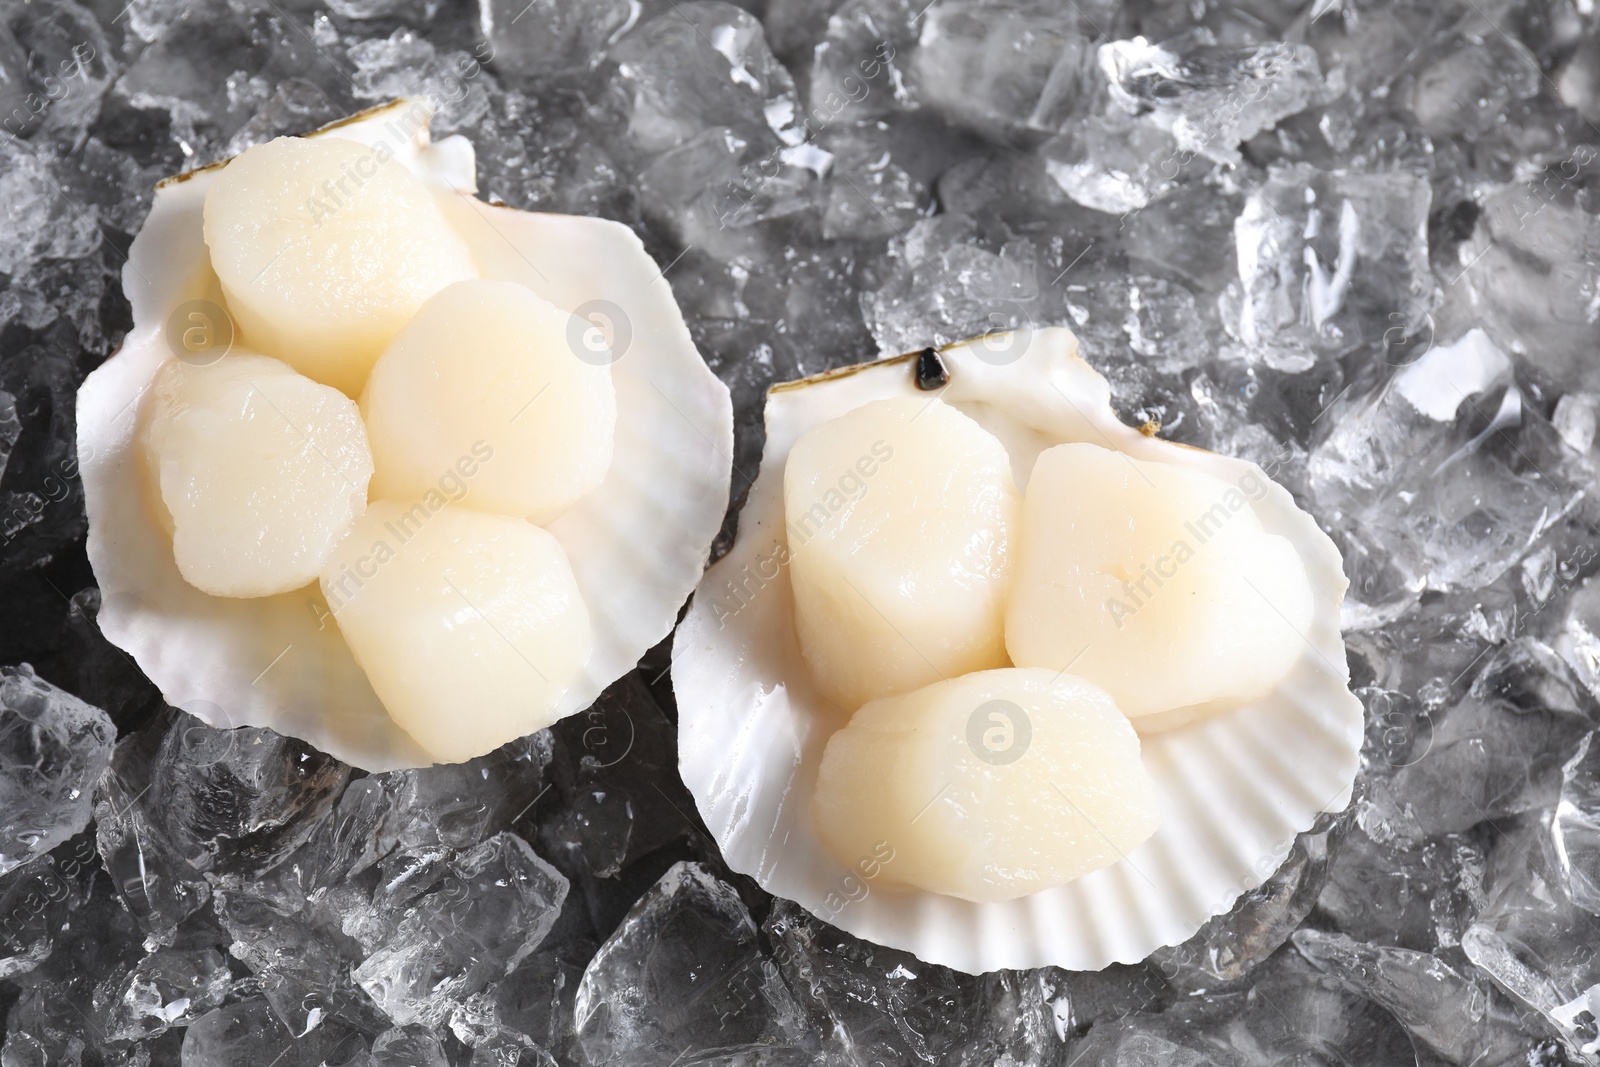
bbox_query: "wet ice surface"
[3,0,1600,1063]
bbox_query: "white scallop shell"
[77,100,733,771]
[673,329,1362,973]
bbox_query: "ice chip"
[1407,32,1540,138]
[1292,930,1529,1065]
[151,711,350,879]
[371,1024,450,1067]
[574,862,811,1066]
[0,665,114,877]
[95,948,232,1042]
[913,1,1100,141]
[1040,113,1183,215]
[1443,181,1600,393]
[612,3,801,156]
[478,0,632,77]
[1100,33,1323,164]
[353,832,567,1027]
[1392,329,1513,422]
[862,215,1045,356]
[764,899,1069,1064]
[1554,731,1600,917]
[1228,164,1431,371]
[1553,393,1600,454]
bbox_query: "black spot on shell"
[915,348,949,391]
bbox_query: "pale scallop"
[203,134,478,395]
[1006,442,1314,729]
[814,668,1159,903]
[321,501,590,764]
[784,396,1018,711]
[362,279,616,523]
[140,352,372,599]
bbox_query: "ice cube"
[763,0,835,62]
[912,1,1101,141]
[537,675,697,883]
[1559,575,1600,705]
[1558,25,1600,123]
[278,777,390,901]
[470,1035,562,1065]
[819,122,929,241]
[0,847,87,980]
[1553,731,1600,917]
[353,832,567,1027]
[809,0,922,124]
[1101,33,1323,164]
[1,0,114,142]
[0,665,114,877]
[377,733,550,855]
[181,997,370,1067]
[1317,816,1487,952]
[370,1024,450,1067]
[1406,29,1540,138]
[1443,182,1600,394]
[2,862,149,1061]
[1227,163,1432,370]
[222,79,344,157]
[573,862,812,1066]
[612,3,801,157]
[215,886,387,1036]
[478,0,632,78]
[1460,817,1600,1063]
[1292,929,1532,1066]
[0,139,102,278]
[1308,332,1586,622]
[1382,692,1588,838]
[635,126,818,253]
[449,945,584,1059]
[861,214,1048,356]
[1150,808,1349,990]
[1061,1026,1224,1067]
[94,714,212,944]
[1040,113,1183,215]
[150,711,350,879]
[1553,393,1600,454]
[94,948,232,1042]
[764,899,1069,1065]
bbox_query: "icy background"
[2,0,1600,1062]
